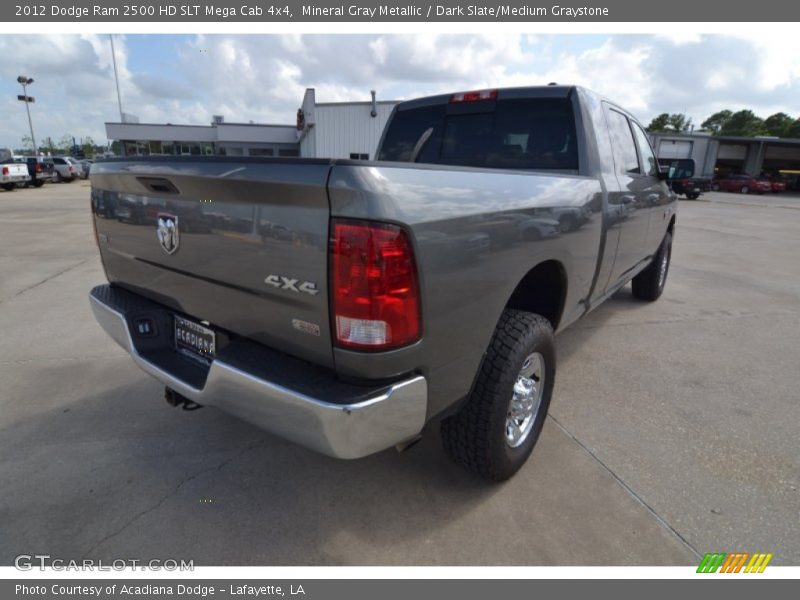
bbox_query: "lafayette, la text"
[16,583,307,597]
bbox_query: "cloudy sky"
[1,33,800,149]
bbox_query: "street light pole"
[17,76,37,155]
[109,35,124,121]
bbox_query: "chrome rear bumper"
[89,287,427,459]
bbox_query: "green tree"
[58,134,75,154]
[764,112,795,137]
[81,135,96,158]
[21,135,35,153]
[647,113,671,132]
[719,110,767,137]
[786,119,800,139]
[647,112,692,133]
[668,113,692,132]
[701,110,733,135]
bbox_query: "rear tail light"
[35,163,42,173]
[450,89,498,103]
[2,167,8,176]
[331,219,421,350]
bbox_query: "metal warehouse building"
[296,89,397,159]
[650,131,800,180]
[105,89,398,160]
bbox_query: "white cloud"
[1,33,800,151]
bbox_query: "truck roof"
[395,84,579,111]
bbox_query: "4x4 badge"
[264,274,319,296]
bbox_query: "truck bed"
[91,155,604,417]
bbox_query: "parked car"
[758,176,786,193]
[115,194,166,225]
[18,156,55,188]
[716,173,771,194]
[0,148,31,190]
[658,160,710,199]
[88,85,689,481]
[51,156,81,182]
[671,177,712,200]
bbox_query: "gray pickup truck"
[89,85,692,480]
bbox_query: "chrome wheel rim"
[505,352,545,448]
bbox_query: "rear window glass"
[378,98,578,170]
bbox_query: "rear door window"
[377,104,446,163]
[606,109,641,175]
[378,97,578,171]
[631,122,658,177]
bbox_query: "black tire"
[740,185,749,194]
[2,183,16,191]
[632,231,672,301]
[685,193,700,200]
[33,180,44,188]
[54,171,62,183]
[441,309,556,481]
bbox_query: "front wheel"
[632,231,672,301]
[685,192,700,200]
[441,309,556,481]
[740,185,749,194]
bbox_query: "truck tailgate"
[3,163,29,179]
[90,158,334,368]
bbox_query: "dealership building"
[650,131,800,178]
[106,92,800,183]
[105,89,398,160]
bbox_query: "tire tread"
[441,309,554,481]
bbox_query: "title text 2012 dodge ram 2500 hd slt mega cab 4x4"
[89,86,692,480]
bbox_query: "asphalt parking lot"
[1,182,798,565]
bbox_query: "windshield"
[378,97,579,171]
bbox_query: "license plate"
[175,315,216,363]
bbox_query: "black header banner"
[3,0,798,22]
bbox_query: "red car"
[758,177,786,193]
[716,174,772,194]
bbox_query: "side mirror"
[659,158,695,181]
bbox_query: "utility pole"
[17,76,37,155]
[110,34,124,121]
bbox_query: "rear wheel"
[685,192,700,200]
[441,309,556,481]
[740,185,749,194]
[632,231,672,301]
[2,183,16,191]
[33,180,44,188]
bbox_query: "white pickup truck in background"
[0,148,31,191]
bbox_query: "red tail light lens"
[450,89,498,103]
[331,219,421,350]
[1,167,8,176]
[35,163,42,173]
